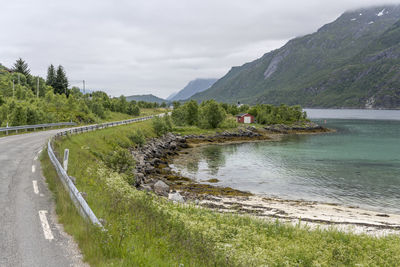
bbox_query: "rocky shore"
[130,124,327,200]
[130,128,262,197]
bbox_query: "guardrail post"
[63,149,69,173]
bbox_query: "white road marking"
[34,155,38,161]
[40,194,44,197]
[38,149,43,155]
[32,180,39,194]
[38,210,54,240]
[32,165,36,173]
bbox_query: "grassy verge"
[98,108,168,124]
[42,119,400,266]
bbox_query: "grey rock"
[139,184,153,192]
[168,192,185,203]
[154,180,170,196]
[145,166,155,174]
[135,172,145,184]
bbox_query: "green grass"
[42,120,400,266]
[96,108,169,123]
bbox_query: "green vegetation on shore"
[42,117,400,266]
[0,60,170,127]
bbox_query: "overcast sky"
[1,0,399,98]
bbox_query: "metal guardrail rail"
[0,122,76,135]
[54,116,154,137]
[48,140,103,226]
[48,114,159,227]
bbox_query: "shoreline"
[194,194,400,236]
[132,124,399,236]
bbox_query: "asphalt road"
[0,130,86,267]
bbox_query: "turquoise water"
[172,110,400,214]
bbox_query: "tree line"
[169,100,308,131]
[0,59,142,126]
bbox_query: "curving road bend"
[0,130,86,267]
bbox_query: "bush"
[185,100,198,126]
[198,100,226,129]
[128,129,146,147]
[248,104,307,125]
[171,106,186,126]
[152,115,173,137]
[104,148,136,185]
[219,117,238,129]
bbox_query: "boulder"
[145,165,155,174]
[135,172,145,184]
[151,158,162,166]
[139,184,153,192]
[154,180,169,196]
[170,141,177,150]
[168,192,185,203]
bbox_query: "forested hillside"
[0,60,142,126]
[126,94,167,104]
[191,5,400,109]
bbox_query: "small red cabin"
[235,113,255,124]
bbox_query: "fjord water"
[172,109,400,214]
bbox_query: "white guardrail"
[0,122,77,135]
[47,115,157,227]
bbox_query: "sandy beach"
[195,194,400,236]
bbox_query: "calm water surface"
[172,109,400,214]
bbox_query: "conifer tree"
[12,58,30,76]
[54,65,69,95]
[46,64,56,87]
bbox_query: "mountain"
[126,94,167,103]
[191,5,400,109]
[169,78,218,101]
[166,91,178,100]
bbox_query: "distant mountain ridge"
[169,78,217,101]
[166,91,178,100]
[191,5,400,109]
[126,94,166,103]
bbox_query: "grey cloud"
[1,0,399,98]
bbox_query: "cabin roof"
[236,113,252,117]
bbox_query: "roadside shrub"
[104,148,136,185]
[152,115,173,136]
[164,114,173,130]
[10,105,27,126]
[128,129,146,147]
[91,101,106,119]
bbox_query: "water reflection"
[174,145,237,176]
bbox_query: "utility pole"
[83,80,85,94]
[12,79,15,98]
[18,74,20,84]
[37,77,39,98]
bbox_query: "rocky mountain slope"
[169,78,217,101]
[191,5,400,109]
